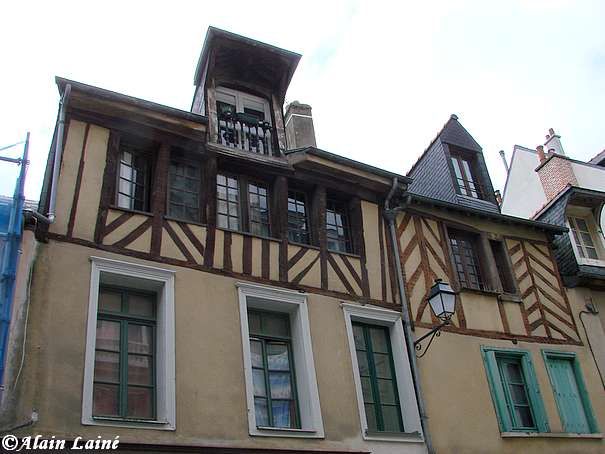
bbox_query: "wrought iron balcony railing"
[217,112,275,156]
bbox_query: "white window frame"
[82,256,176,430]
[236,282,324,438]
[216,87,271,124]
[342,303,424,443]
[566,207,605,267]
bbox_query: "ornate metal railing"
[217,112,274,156]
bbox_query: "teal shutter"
[482,349,513,432]
[520,354,549,432]
[547,357,590,433]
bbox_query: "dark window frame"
[447,228,485,291]
[489,239,518,295]
[115,141,154,213]
[326,197,354,254]
[287,189,312,245]
[448,148,484,200]
[93,286,156,421]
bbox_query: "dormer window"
[450,152,483,199]
[215,87,274,156]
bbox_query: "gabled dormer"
[407,114,499,213]
[191,27,301,158]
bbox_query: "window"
[287,190,310,245]
[352,323,404,433]
[248,182,270,237]
[326,199,352,253]
[216,87,273,155]
[568,216,599,260]
[481,347,548,433]
[83,257,175,430]
[93,287,156,420]
[450,154,482,199]
[542,351,600,434]
[167,160,201,222]
[217,173,271,237]
[342,303,423,441]
[236,282,324,438]
[117,143,152,212]
[449,230,484,290]
[248,310,299,429]
[217,174,240,231]
[490,240,517,294]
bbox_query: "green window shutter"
[481,348,513,432]
[521,354,549,432]
[543,351,599,434]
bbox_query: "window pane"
[253,369,266,397]
[378,379,397,404]
[382,405,402,432]
[248,313,262,335]
[127,387,153,419]
[267,343,290,371]
[96,320,120,351]
[93,383,119,417]
[353,324,365,349]
[361,376,374,403]
[510,385,529,405]
[128,354,153,386]
[515,406,534,428]
[94,351,120,383]
[365,404,378,432]
[374,353,392,379]
[249,339,263,368]
[505,362,523,383]
[98,290,122,313]
[586,247,598,260]
[254,397,269,426]
[269,372,292,399]
[263,314,289,338]
[370,328,389,354]
[128,324,153,354]
[356,350,370,376]
[128,294,154,318]
[271,400,294,428]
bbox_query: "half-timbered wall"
[396,210,581,345]
[49,119,397,306]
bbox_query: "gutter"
[384,178,434,454]
[27,83,72,225]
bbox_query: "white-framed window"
[342,303,423,442]
[236,282,324,438]
[215,87,272,124]
[566,206,605,267]
[82,256,176,430]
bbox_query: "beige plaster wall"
[15,239,426,454]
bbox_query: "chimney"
[544,127,565,155]
[285,101,316,149]
[494,190,502,206]
[536,145,546,163]
[499,150,509,173]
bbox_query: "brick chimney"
[285,101,316,149]
[535,130,577,201]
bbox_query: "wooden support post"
[150,143,170,257]
[273,176,288,282]
[203,152,218,267]
[312,186,328,289]
[94,130,120,244]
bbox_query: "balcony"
[217,111,275,156]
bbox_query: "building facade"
[1,27,603,454]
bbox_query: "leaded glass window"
[217,174,240,231]
[248,310,299,429]
[449,230,484,290]
[326,199,352,253]
[117,145,151,212]
[287,190,310,244]
[248,182,270,237]
[93,287,156,420]
[168,161,201,222]
[353,322,404,433]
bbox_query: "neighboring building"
[2,27,603,454]
[501,130,605,388]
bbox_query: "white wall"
[500,146,547,218]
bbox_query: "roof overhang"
[534,186,605,219]
[56,77,208,143]
[193,27,301,104]
[285,147,411,194]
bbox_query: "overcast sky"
[1,0,604,201]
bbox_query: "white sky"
[1,0,604,201]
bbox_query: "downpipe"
[384,178,435,454]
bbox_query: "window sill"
[216,227,280,243]
[86,416,175,431]
[459,286,500,297]
[501,432,603,439]
[327,249,361,259]
[251,426,324,439]
[577,257,605,268]
[364,430,424,443]
[289,240,320,251]
[498,293,522,303]
[109,205,153,217]
[164,215,207,228]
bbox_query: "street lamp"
[414,279,457,357]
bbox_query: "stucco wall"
[501,147,547,219]
[15,239,426,454]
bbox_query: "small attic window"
[215,87,275,156]
[449,150,484,200]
